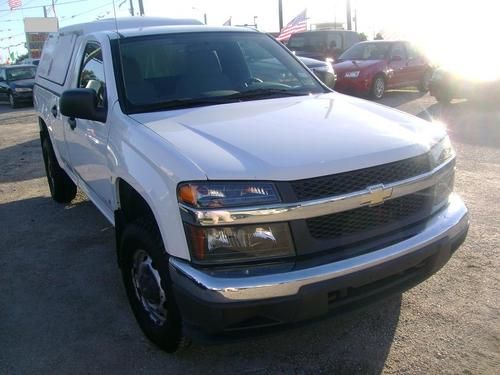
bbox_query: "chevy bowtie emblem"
[363,184,393,206]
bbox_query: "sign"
[23,17,58,59]
[24,17,58,33]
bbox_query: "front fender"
[107,103,207,260]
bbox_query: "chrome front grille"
[291,153,431,201]
[306,188,433,239]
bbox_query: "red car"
[333,41,433,99]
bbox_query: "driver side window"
[79,42,106,108]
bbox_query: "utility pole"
[354,7,357,32]
[43,6,47,17]
[278,0,283,31]
[204,13,207,25]
[129,0,134,16]
[138,0,145,16]
[346,0,352,30]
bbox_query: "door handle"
[51,105,58,118]
[68,117,77,130]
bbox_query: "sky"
[0,0,498,78]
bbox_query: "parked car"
[429,67,500,103]
[0,64,37,108]
[333,41,433,99]
[287,30,361,61]
[300,56,336,88]
[34,17,468,353]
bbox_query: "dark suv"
[287,30,361,61]
[0,65,37,108]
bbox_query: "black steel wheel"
[120,218,189,353]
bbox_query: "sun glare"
[373,0,499,81]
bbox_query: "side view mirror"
[60,88,106,123]
[390,55,403,62]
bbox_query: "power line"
[60,1,114,23]
[0,32,25,42]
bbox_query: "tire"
[120,218,189,353]
[418,70,432,93]
[370,75,385,99]
[9,93,18,109]
[41,135,77,203]
[434,90,452,104]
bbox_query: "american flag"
[8,0,22,10]
[276,9,307,42]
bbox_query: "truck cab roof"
[58,16,203,35]
[58,17,257,39]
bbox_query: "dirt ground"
[0,92,499,374]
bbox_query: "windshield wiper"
[226,88,312,100]
[143,97,240,111]
[134,89,312,112]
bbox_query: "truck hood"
[130,93,445,181]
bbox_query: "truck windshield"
[6,67,37,81]
[339,42,392,61]
[117,31,326,113]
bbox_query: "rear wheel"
[370,75,385,99]
[120,218,189,353]
[41,136,77,203]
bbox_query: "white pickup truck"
[34,17,469,352]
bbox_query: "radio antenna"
[112,0,119,35]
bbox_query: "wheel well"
[115,179,158,266]
[374,72,386,82]
[117,179,155,224]
[39,117,48,138]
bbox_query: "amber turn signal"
[178,184,198,206]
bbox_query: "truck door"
[63,41,113,209]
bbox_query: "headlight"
[429,136,454,168]
[178,182,295,264]
[185,222,295,264]
[430,136,455,207]
[178,182,280,208]
[14,87,32,93]
[344,71,360,78]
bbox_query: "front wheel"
[41,136,77,203]
[9,93,18,109]
[120,218,189,353]
[370,75,385,100]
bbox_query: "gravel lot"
[0,91,498,374]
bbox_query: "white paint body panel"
[34,22,447,262]
[131,93,445,181]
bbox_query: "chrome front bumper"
[169,194,469,303]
